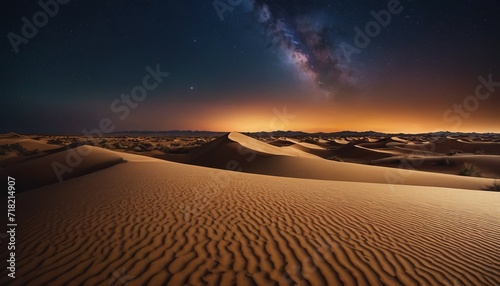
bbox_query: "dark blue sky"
[2,0,500,133]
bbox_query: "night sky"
[2,0,500,134]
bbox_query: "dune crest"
[183,132,496,190]
[2,145,124,192]
[227,132,318,157]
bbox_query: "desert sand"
[181,132,498,191]
[1,132,499,285]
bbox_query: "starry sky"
[1,0,500,134]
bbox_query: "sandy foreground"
[1,132,500,285]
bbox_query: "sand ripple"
[1,161,499,285]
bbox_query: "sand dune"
[240,155,495,190]
[227,132,317,158]
[1,132,499,285]
[390,146,442,156]
[333,138,350,145]
[372,155,500,178]
[185,132,495,190]
[311,138,345,148]
[285,138,327,150]
[390,137,409,143]
[404,138,500,155]
[1,146,124,192]
[282,142,333,158]
[267,138,295,147]
[185,132,318,169]
[0,138,63,152]
[1,155,499,285]
[358,138,406,149]
[0,136,65,167]
[0,133,22,139]
[3,132,496,193]
[329,143,393,163]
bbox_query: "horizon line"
[4,129,500,136]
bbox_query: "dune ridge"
[185,132,496,190]
[1,146,124,192]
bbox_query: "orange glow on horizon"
[134,92,500,134]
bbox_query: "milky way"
[250,0,355,97]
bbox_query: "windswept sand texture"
[1,156,500,285]
[1,132,499,285]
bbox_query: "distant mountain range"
[110,130,500,137]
